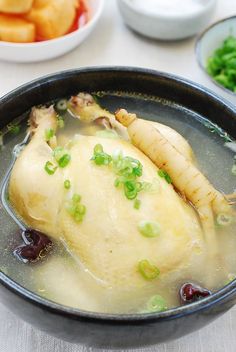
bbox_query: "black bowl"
[0,67,236,349]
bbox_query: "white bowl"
[117,0,217,40]
[196,16,236,96]
[0,0,104,63]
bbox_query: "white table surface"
[1,0,236,351]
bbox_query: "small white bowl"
[196,16,236,96]
[0,0,104,63]
[117,0,217,41]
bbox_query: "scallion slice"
[58,154,71,168]
[91,144,157,206]
[138,221,160,238]
[114,178,120,188]
[94,144,103,154]
[138,260,160,280]
[66,193,86,223]
[77,203,86,215]
[146,295,167,312]
[44,161,57,175]
[45,128,54,142]
[207,36,236,92]
[57,116,65,129]
[124,180,138,200]
[158,169,172,184]
[56,99,68,113]
[64,179,71,189]
[93,153,111,165]
[91,144,111,165]
[134,199,141,210]
[72,194,81,203]
[53,146,64,161]
[53,146,71,168]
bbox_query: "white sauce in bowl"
[128,0,206,16]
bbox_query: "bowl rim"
[0,0,104,48]
[0,66,236,323]
[195,15,236,97]
[118,0,216,20]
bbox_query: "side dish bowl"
[0,0,104,63]
[196,16,236,97]
[0,67,236,349]
[117,0,217,40]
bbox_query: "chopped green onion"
[138,221,160,238]
[92,153,112,165]
[113,156,143,178]
[91,145,155,205]
[114,178,120,187]
[66,193,86,223]
[138,259,160,280]
[44,161,57,175]
[146,295,167,313]
[124,180,138,200]
[158,169,172,184]
[72,194,81,202]
[216,213,232,226]
[91,144,112,165]
[45,128,54,142]
[64,179,71,189]
[53,146,71,168]
[133,165,142,177]
[56,99,68,113]
[58,154,71,168]
[8,123,20,135]
[232,164,236,176]
[53,146,64,161]
[77,203,86,215]
[74,213,83,222]
[134,199,141,210]
[94,144,103,154]
[57,116,65,129]
[207,36,236,92]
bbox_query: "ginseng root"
[115,109,233,256]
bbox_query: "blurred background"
[0,0,236,104]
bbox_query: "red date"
[14,229,52,263]
[180,282,211,304]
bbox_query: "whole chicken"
[9,94,205,310]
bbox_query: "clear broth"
[0,92,235,314]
